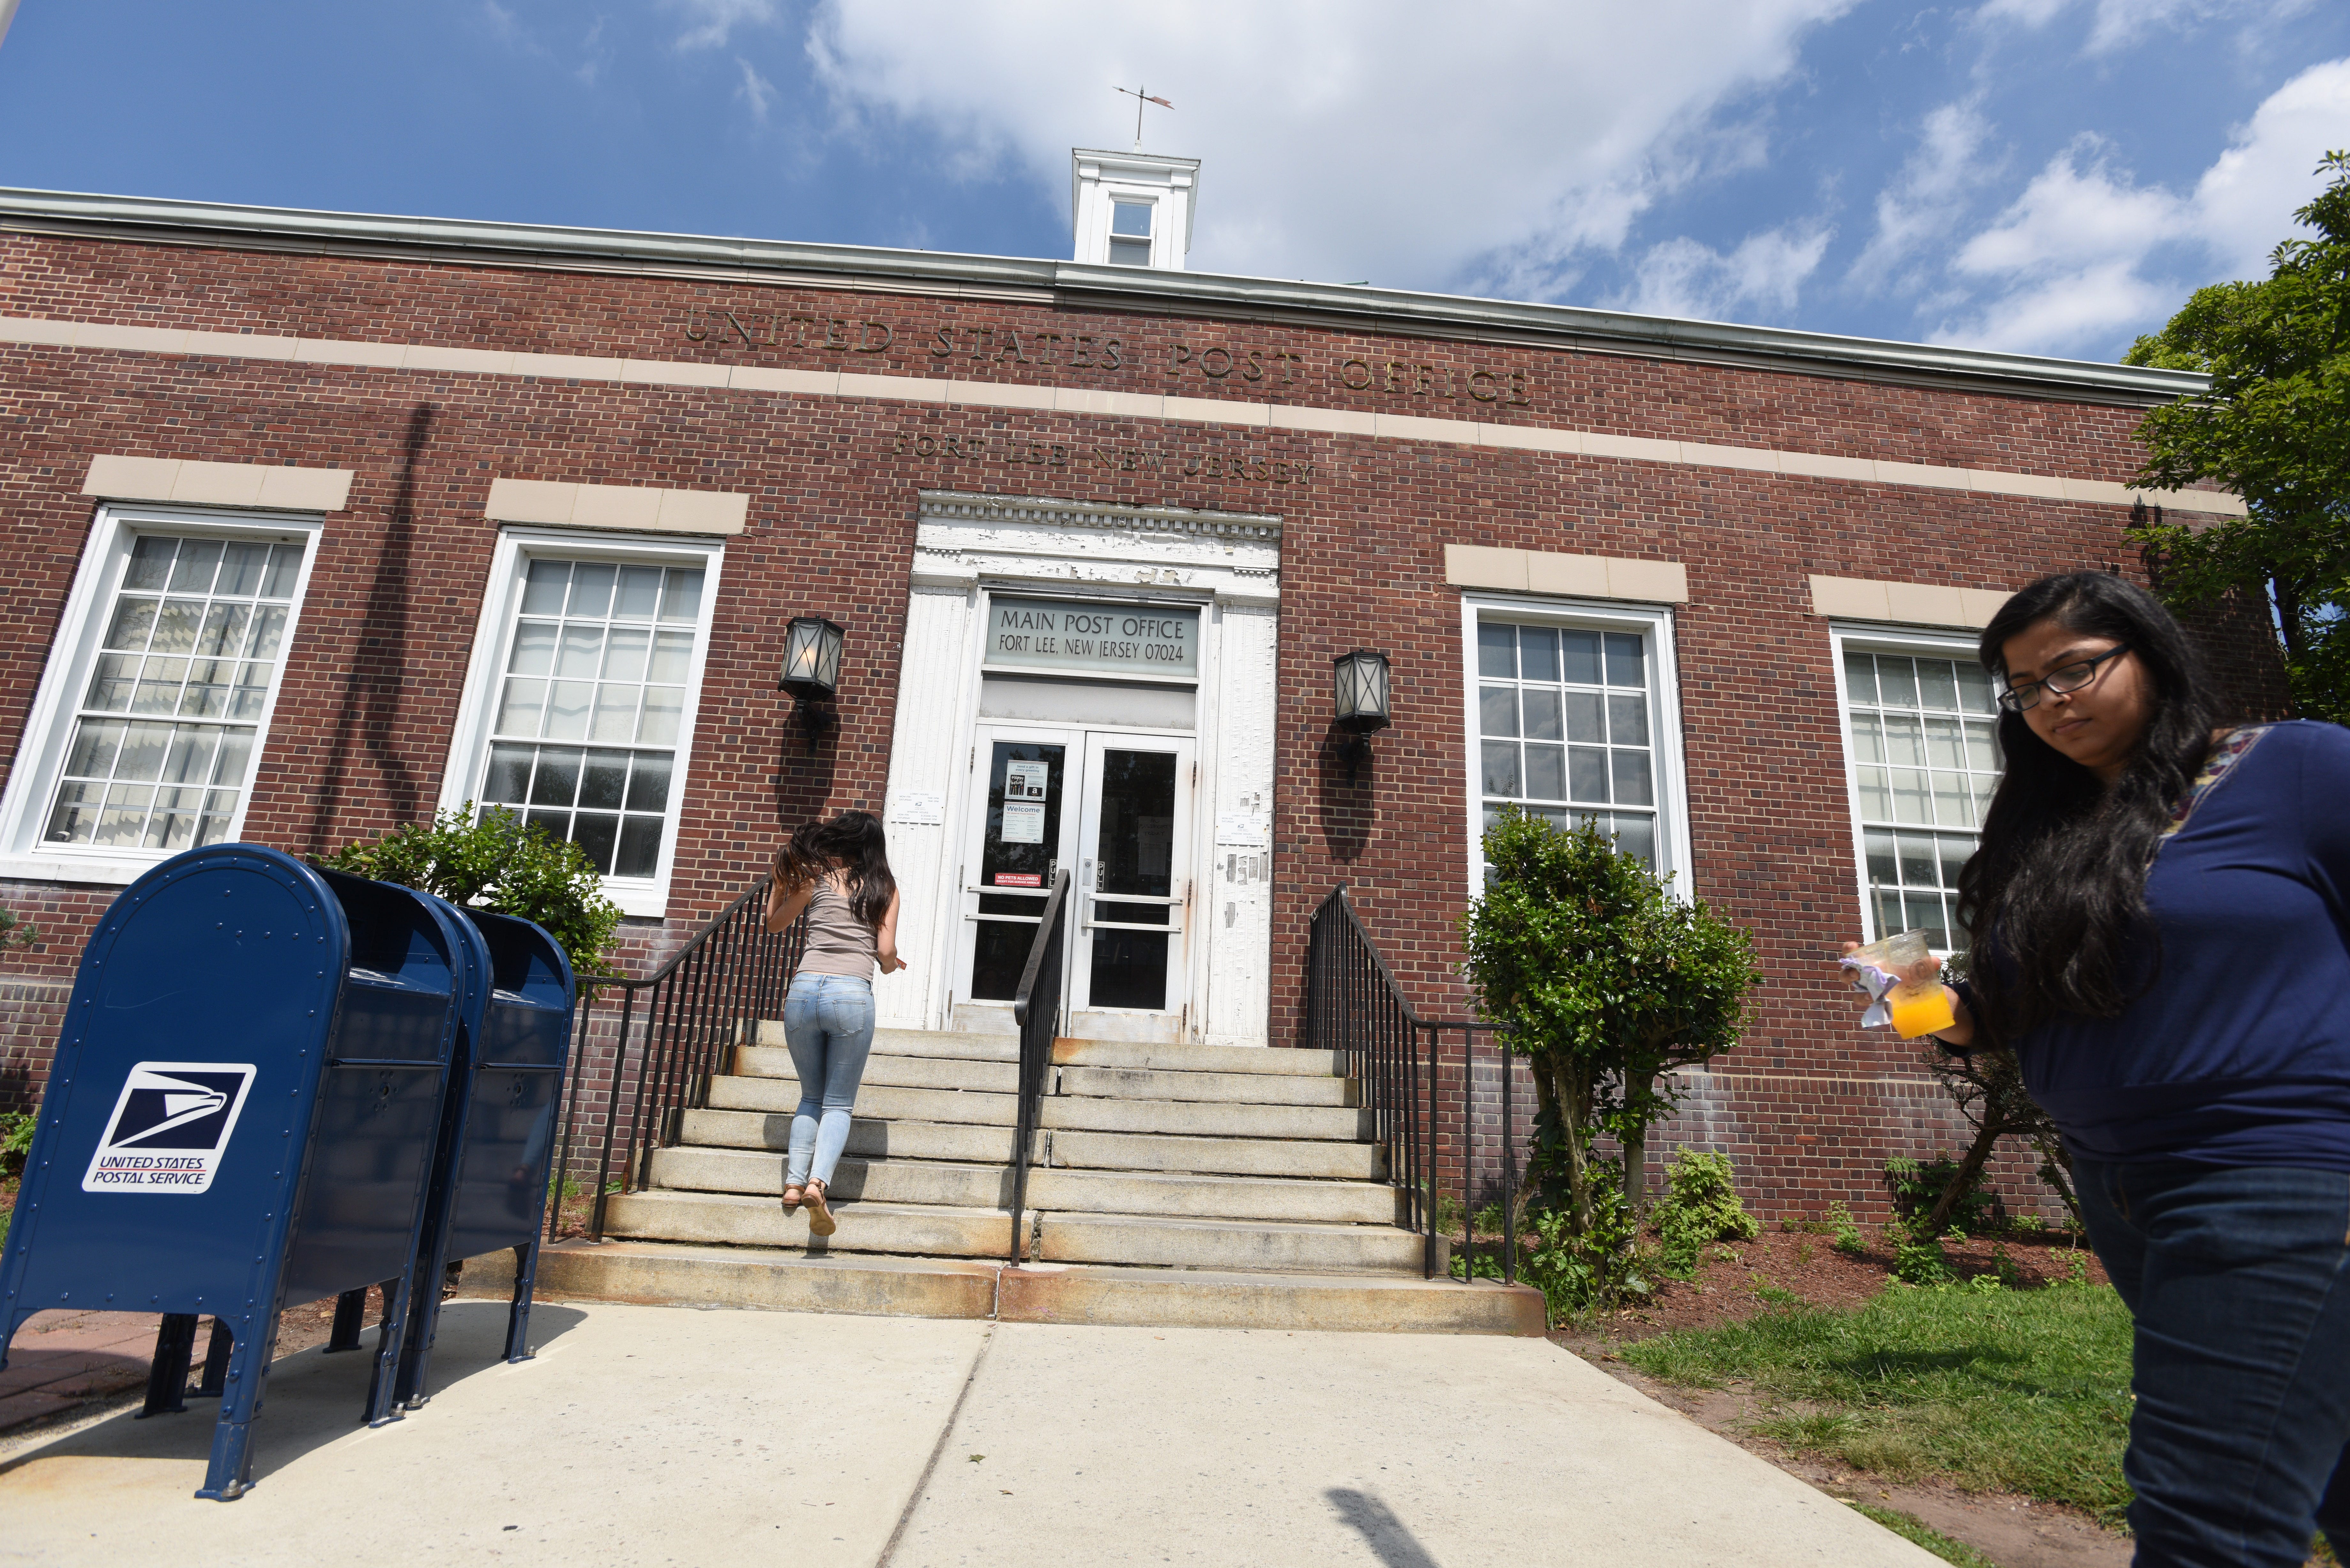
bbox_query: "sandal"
[804,1178,838,1238]
[781,1181,805,1211]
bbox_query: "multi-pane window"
[1477,619,1658,869]
[475,558,704,880]
[1109,200,1154,266]
[43,534,305,851]
[1842,646,2000,950]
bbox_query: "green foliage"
[1623,1283,2137,1519]
[315,804,623,977]
[2126,150,2350,721]
[1846,1504,2001,1568]
[1884,1154,2002,1235]
[0,905,36,952]
[1518,1164,1649,1317]
[1884,1217,1958,1287]
[1653,1149,1761,1278]
[1828,1201,1866,1255]
[0,1110,32,1181]
[1460,811,1760,1240]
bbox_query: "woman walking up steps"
[763,810,906,1236]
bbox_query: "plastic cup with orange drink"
[1842,929,1958,1039]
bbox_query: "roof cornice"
[0,187,2210,405]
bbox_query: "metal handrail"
[1305,884,1514,1284]
[548,879,807,1242]
[1005,871,1073,1264]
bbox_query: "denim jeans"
[782,973,875,1188]
[2074,1157,2350,1566]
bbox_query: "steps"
[584,1022,1535,1334]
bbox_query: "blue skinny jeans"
[782,973,875,1188]
[2073,1157,2350,1566]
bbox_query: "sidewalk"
[0,1300,1938,1567]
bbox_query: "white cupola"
[1070,148,1199,271]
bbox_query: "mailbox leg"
[395,1272,444,1409]
[363,1274,413,1427]
[137,1314,199,1418]
[323,1287,367,1353]
[504,1242,540,1363]
[195,1318,235,1397]
[195,1309,281,1502]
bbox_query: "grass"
[1846,1503,2001,1566]
[1621,1280,2134,1520]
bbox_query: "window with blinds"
[1839,642,2001,951]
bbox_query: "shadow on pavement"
[0,1300,588,1493]
[1328,1486,1443,1568]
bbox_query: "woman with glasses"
[763,810,908,1237]
[1858,571,2350,1566]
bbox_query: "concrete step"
[734,1044,1017,1094]
[1040,1212,1437,1275]
[749,1021,1019,1061]
[602,1189,1013,1258]
[1056,1064,1354,1108]
[707,1075,1017,1127]
[464,1240,1546,1334]
[1046,1127,1385,1180]
[1039,1095,1372,1142]
[648,1145,1404,1225]
[1051,1039,1346,1078]
[681,1108,1021,1164]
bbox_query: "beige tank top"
[796,875,878,979]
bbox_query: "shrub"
[0,905,36,952]
[1,1110,33,1180]
[315,804,624,978]
[1827,1201,1865,1255]
[1654,1149,1761,1279]
[1885,1153,2002,1236]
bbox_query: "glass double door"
[958,725,1193,1020]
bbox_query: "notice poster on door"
[1005,760,1050,801]
[1000,801,1046,843]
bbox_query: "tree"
[1459,811,1760,1240]
[315,804,624,978]
[2126,151,2350,721]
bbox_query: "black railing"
[1006,871,1073,1264]
[555,880,807,1242]
[1304,884,1515,1284]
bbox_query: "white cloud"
[736,56,776,123]
[667,0,779,50]
[789,0,1858,290]
[1930,57,2350,352]
[1974,0,2311,56]
[1609,221,1834,321]
[1846,97,1997,291]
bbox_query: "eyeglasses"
[1997,644,2130,712]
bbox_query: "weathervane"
[1114,84,1172,151]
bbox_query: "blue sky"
[1,1,2344,361]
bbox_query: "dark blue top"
[2006,720,2350,1170]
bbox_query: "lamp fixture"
[779,616,846,750]
[1330,648,1391,783]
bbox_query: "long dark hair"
[775,810,896,928]
[1955,572,2217,1043]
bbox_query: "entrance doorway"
[953,723,1194,1039]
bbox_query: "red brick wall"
[0,228,2268,1217]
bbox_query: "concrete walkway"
[0,1301,1936,1567]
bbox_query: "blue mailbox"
[0,845,461,1500]
[390,904,575,1407]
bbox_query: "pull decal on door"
[81,1061,259,1194]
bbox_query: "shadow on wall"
[769,696,841,852]
[305,403,435,855]
[1316,724,1376,863]
[1326,1488,1442,1568]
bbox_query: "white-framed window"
[1108,198,1155,266]
[1830,625,2002,951]
[1460,595,1692,892]
[0,504,323,884]
[438,528,724,918]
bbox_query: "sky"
[0,1,2345,362]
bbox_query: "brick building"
[0,170,2272,1224]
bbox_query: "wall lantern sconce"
[778,615,846,750]
[1330,648,1392,784]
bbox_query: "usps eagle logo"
[81,1063,258,1194]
